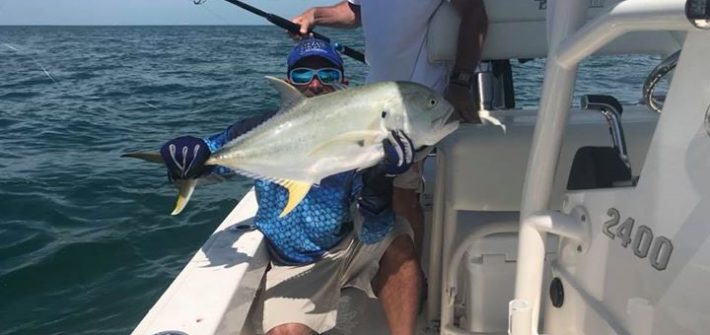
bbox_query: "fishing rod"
[194,0,366,64]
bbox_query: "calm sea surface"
[0,25,660,334]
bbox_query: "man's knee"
[267,323,314,335]
[382,235,418,266]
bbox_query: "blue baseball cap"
[287,37,344,70]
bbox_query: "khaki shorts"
[257,217,413,334]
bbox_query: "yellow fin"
[274,179,312,218]
[172,179,197,215]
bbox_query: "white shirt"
[348,0,449,94]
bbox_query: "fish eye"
[381,111,387,118]
[428,98,437,107]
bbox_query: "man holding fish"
[291,0,488,261]
[131,38,458,335]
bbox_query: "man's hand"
[291,8,317,37]
[382,130,415,175]
[290,2,361,39]
[160,136,211,180]
[446,84,481,124]
[357,130,413,218]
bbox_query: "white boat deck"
[133,191,268,335]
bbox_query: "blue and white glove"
[381,130,415,175]
[160,136,212,180]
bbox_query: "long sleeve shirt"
[203,111,395,264]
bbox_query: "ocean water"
[0,26,661,334]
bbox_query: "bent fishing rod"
[193,0,366,64]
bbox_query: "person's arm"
[353,131,414,244]
[354,166,397,244]
[161,110,278,180]
[451,0,487,76]
[203,110,278,152]
[292,0,361,35]
[446,0,488,123]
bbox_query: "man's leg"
[261,237,356,334]
[393,186,424,257]
[393,163,425,257]
[374,235,422,335]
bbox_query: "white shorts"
[257,217,414,334]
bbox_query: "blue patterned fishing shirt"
[204,111,395,264]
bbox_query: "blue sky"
[0,0,334,25]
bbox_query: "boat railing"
[513,0,696,334]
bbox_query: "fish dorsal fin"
[308,131,384,156]
[273,179,312,218]
[265,76,306,111]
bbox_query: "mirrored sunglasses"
[288,67,343,86]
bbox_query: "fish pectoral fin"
[265,76,306,111]
[122,151,164,164]
[309,131,383,156]
[274,179,312,218]
[172,179,198,215]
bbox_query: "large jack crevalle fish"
[126,76,458,217]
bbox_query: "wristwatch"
[449,70,476,88]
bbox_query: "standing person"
[160,38,422,335]
[291,0,488,258]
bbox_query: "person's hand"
[290,8,317,39]
[381,130,414,175]
[446,84,481,124]
[160,136,211,180]
[357,130,412,217]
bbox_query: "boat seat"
[567,146,633,190]
[435,108,656,212]
[568,94,635,189]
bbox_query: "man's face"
[287,56,344,97]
